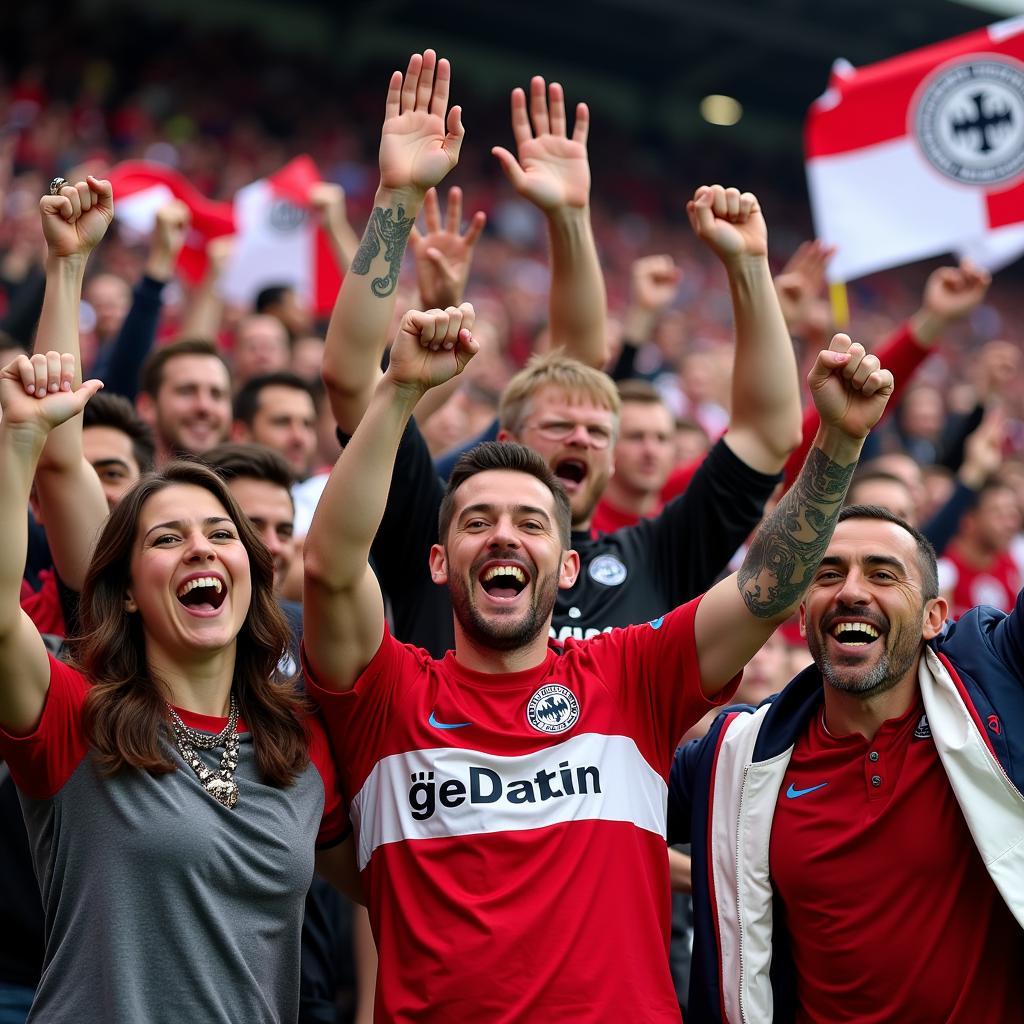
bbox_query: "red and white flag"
[105,161,235,283]
[806,16,1024,281]
[219,155,342,317]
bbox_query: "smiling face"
[127,484,252,660]
[151,355,232,458]
[225,476,295,591]
[430,469,579,652]
[83,425,143,508]
[241,385,318,477]
[800,518,944,699]
[501,386,616,531]
[614,400,676,496]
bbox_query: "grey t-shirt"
[0,655,347,1024]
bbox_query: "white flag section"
[114,184,176,236]
[219,178,316,309]
[805,17,1024,282]
[218,155,341,316]
[105,161,235,283]
[959,221,1024,271]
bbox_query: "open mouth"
[176,575,227,613]
[554,458,587,488]
[479,563,530,602]
[829,621,881,647]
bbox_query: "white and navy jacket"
[669,592,1024,1023]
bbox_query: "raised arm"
[773,239,834,350]
[310,182,361,275]
[688,185,802,473]
[93,199,189,399]
[610,255,683,379]
[32,177,113,591]
[492,77,607,367]
[321,50,465,433]
[407,185,486,424]
[694,334,893,695]
[0,353,102,732]
[178,233,233,342]
[304,304,478,692]
[782,259,991,489]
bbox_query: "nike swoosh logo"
[786,782,829,799]
[429,710,471,730]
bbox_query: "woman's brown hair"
[72,460,309,787]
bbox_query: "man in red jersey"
[939,479,1022,618]
[670,504,1024,1023]
[302,132,892,1020]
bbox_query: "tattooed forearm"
[738,446,855,618]
[350,206,415,297]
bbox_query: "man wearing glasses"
[493,349,786,644]
[365,184,803,655]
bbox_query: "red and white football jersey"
[307,597,735,1022]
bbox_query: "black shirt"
[366,419,780,657]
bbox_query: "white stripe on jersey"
[350,732,667,871]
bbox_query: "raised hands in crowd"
[3,41,1024,1024]
[409,186,486,309]
[491,77,591,212]
[773,238,834,344]
[622,254,683,345]
[910,257,991,344]
[378,50,464,202]
[40,175,114,263]
[144,199,190,282]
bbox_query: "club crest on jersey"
[588,554,627,587]
[527,684,580,734]
[913,714,931,740]
[913,58,1024,186]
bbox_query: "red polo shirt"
[770,699,1023,1023]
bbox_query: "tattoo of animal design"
[738,446,855,618]
[350,205,415,297]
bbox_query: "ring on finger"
[48,177,67,196]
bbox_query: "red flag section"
[105,161,235,283]
[805,16,1024,281]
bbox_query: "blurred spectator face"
[150,354,232,457]
[863,454,927,520]
[900,385,945,441]
[614,400,676,496]
[966,485,1021,553]
[975,340,1020,397]
[848,476,917,526]
[290,335,325,383]
[264,287,312,338]
[674,420,710,466]
[680,351,717,406]
[654,311,688,364]
[233,315,290,384]
[921,467,955,523]
[998,459,1024,519]
[84,273,131,340]
[225,476,295,591]
[734,633,788,706]
[237,384,317,477]
[82,425,143,507]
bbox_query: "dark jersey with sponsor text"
[361,419,779,655]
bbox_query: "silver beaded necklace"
[167,695,241,809]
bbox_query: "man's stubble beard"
[807,617,922,699]
[448,552,560,652]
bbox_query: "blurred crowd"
[2,17,1024,1021]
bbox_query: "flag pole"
[829,281,849,328]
